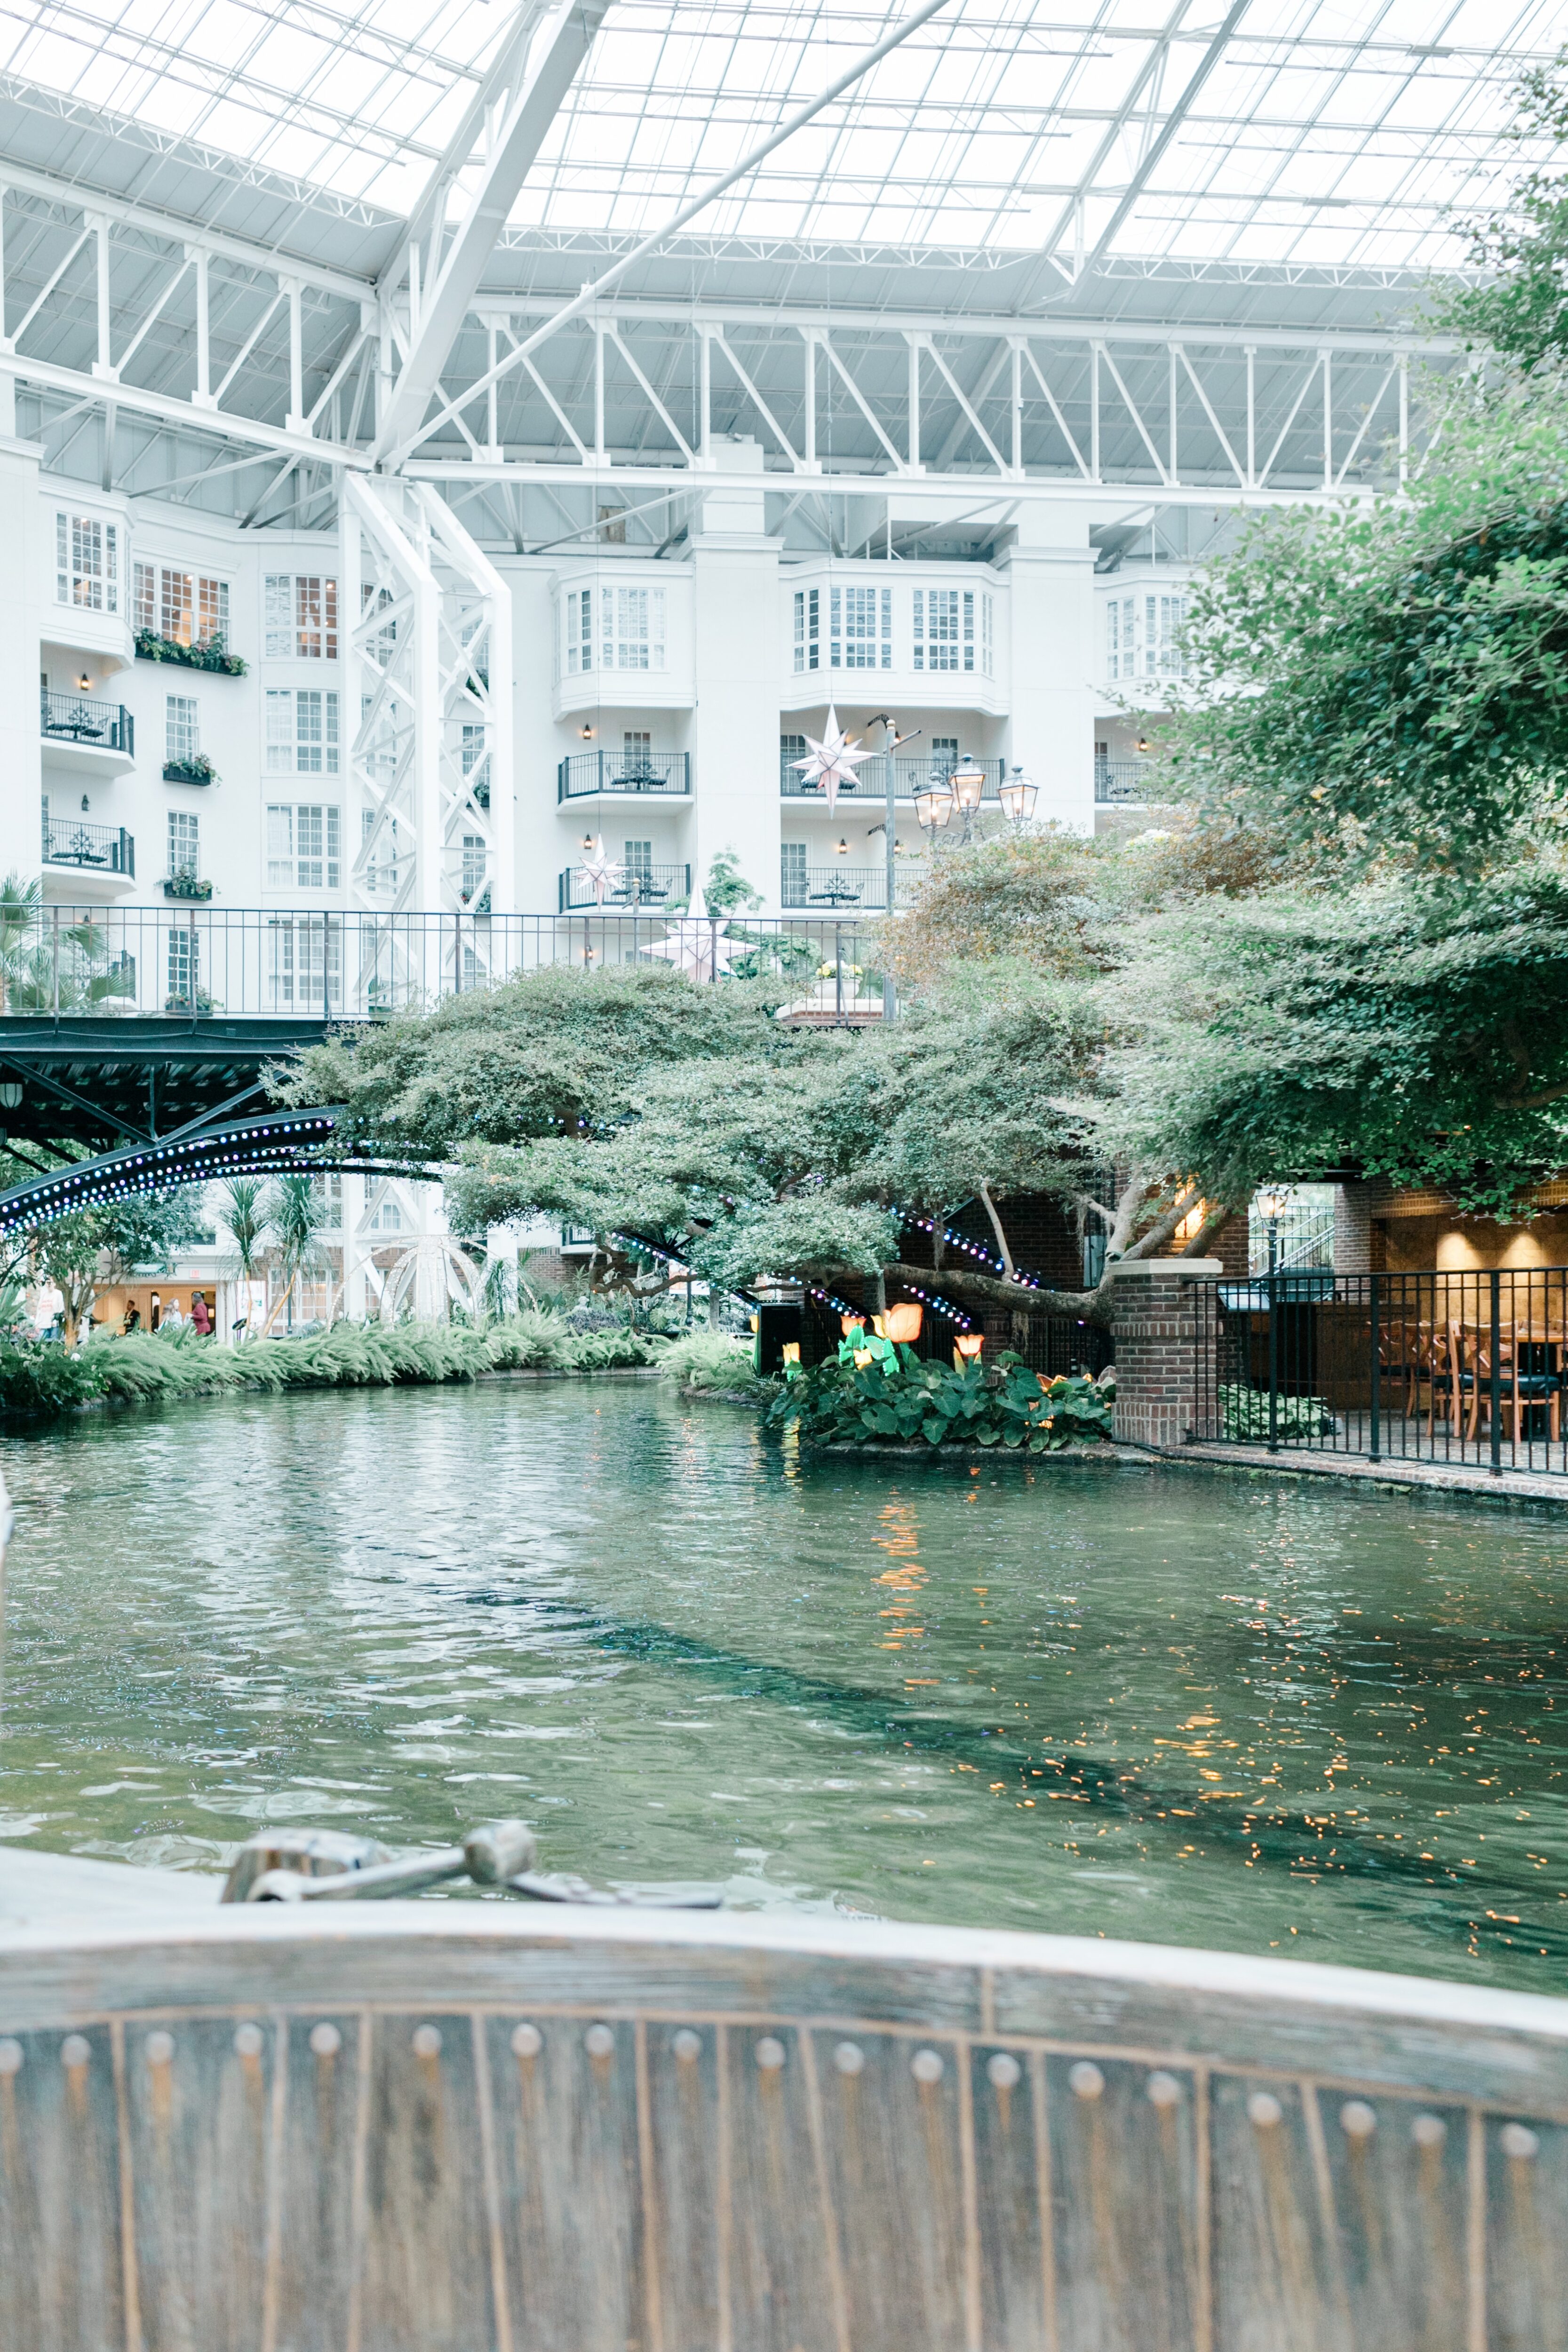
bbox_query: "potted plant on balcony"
[162,752,219,786]
[162,866,213,902]
[135,630,247,677]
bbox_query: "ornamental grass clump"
[766,1327,1112,1452]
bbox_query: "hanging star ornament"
[576,835,624,906]
[640,886,734,982]
[792,704,872,813]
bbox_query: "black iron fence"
[41,818,134,875]
[557,752,690,801]
[40,689,134,754]
[1189,1267,1568,1478]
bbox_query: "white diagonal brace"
[1095,343,1170,485]
[708,328,800,468]
[605,324,694,462]
[915,335,1008,475]
[1018,342,1091,479]
[402,0,552,276]
[1174,345,1245,488]
[371,0,612,463]
[817,334,907,472]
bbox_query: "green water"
[1,1378,1566,1992]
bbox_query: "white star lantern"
[576,835,624,906]
[792,705,872,813]
[640,886,734,981]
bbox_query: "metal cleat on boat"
[223,1819,724,1908]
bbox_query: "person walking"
[189,1291,213,1337]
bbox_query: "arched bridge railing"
[0,1109,444,1235]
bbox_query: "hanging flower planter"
[162,754,219,786]
[162,872,214,901]
[135,631,247,677]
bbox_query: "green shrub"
[657,1332,775,1398]
[1218,1383,1336,1442]
[767,1335,1113,1452]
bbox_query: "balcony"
[1095,759,1159,804]
[558,862,691,912]
[780,864,927,912]
[558,752,690,803]
[42,816,135,898]
[40,690,135,779]
[780,754,1003,801]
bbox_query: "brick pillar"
[1333,1184,1372,1276]
[1109,1257,1222,1448]
[1212,1212,1250,1279]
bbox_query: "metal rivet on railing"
[234,2024,264,2059]
[987,2052,1021,2090]
[412,2025,442,2059]
[1501,2122,1540,2161]
[0,2038,22,2075]
[1248,2091,1283,2129]
[511,2023,542,2058]
[309,2022,342,2058]
[60,2035,91,2070]
[584,2024,616,2058]
[1069,2061,1104,2102]
[1411,2112,1447,2149]
[1340,2100,1376,2139]
[1147,2070,1182,2109]
[671,2028,701,2062]
[145,2031,175,2068]
[755,2036,786,2072]
[911,2048,945,2084]
[833,2041,865,2075]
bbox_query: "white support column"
[906,334,922,472]
[699,326,713,463]
[417,485,517,916]
[1398,354,1409,489]
[1245,344,1255,487]
[802,331,817,470]
[286,279,306,433]
[89,215,115,381]
[342,1174,369,1320]
[343,475,441,919]
[191,248,213,407]
[1010,340,1022,476]
[1321,348,1332,491]
[1003,502,1097,839]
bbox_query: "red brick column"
[1109,1258,1222,1448]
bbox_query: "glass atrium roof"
[0,0,1561,287]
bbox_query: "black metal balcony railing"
[780,865,926,911]
[558,753,690,801]
[40,691,134,755]
[558,862,691,912]
[1095,759,1158,804]
[780,754,1003,800]
[42,818,135,876]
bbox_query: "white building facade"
[5,431,1202,932]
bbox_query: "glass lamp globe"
[950,755,986,813]
[998,765,1038,826]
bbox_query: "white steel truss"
[341,478,513,923]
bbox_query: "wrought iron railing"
[557,863,691,912]
[0,904,884,1022]
[780,755,1003,799]
[1094,759,1159,803]
[780,864,926,910]
[40,690,134,755]
[557,752,690,801]
[41,818,134,875]
[1188,1265,1568,1478]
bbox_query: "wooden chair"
[1459,1322,1563,1446]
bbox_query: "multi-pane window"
[167,810,200,879]
[793,588,820,672]
[268,915,341,1006]
[167,927,199,1007]
[930,737,959,777]
[624,730,652,764]
[367,1191,404,1232]
[912,588,989,673]
[135,565,229,646]
[266,804,340,890]
[623,841,653,880]
[1106,598,1134,681]
[461,835,487,903]
[562,585,666,673]
[781,843,807,906]
[165,696,199,764]
[1106,593,1185,679]
[264,574,338,660]
[265,689,339,775]
[56,514,119,612]
[829,585,891,670]
[780,733,807,768]
[460,723,486,777]
[1148,593,1186,676]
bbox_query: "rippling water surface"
[2,1377,1566,1989]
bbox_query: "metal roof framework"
[0,0,1556,532]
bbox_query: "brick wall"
[1109,1259,1221,1447]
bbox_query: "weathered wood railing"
[0,1906,1564,2349]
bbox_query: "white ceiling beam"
[371,0,613,464]
[0,348,368,469]
[400,1,553,277]
[1082,0,1254,270]
[1030,0,1199,270]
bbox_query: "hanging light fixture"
[914,781,955,834]
[998,764,1038,827]
[949,754,986,816]
[580,723,595,740]
[835,836,850,856]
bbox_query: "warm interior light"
[1256,1185,1291,1223]
[950,756,985,813]
[955,1332,984,1359]
[997,766,1038,826]
[76,673,90,692]
[835,837,850,855]
[580,723,595,739]
[914,783,954,833]
[882,1302,923,1343]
